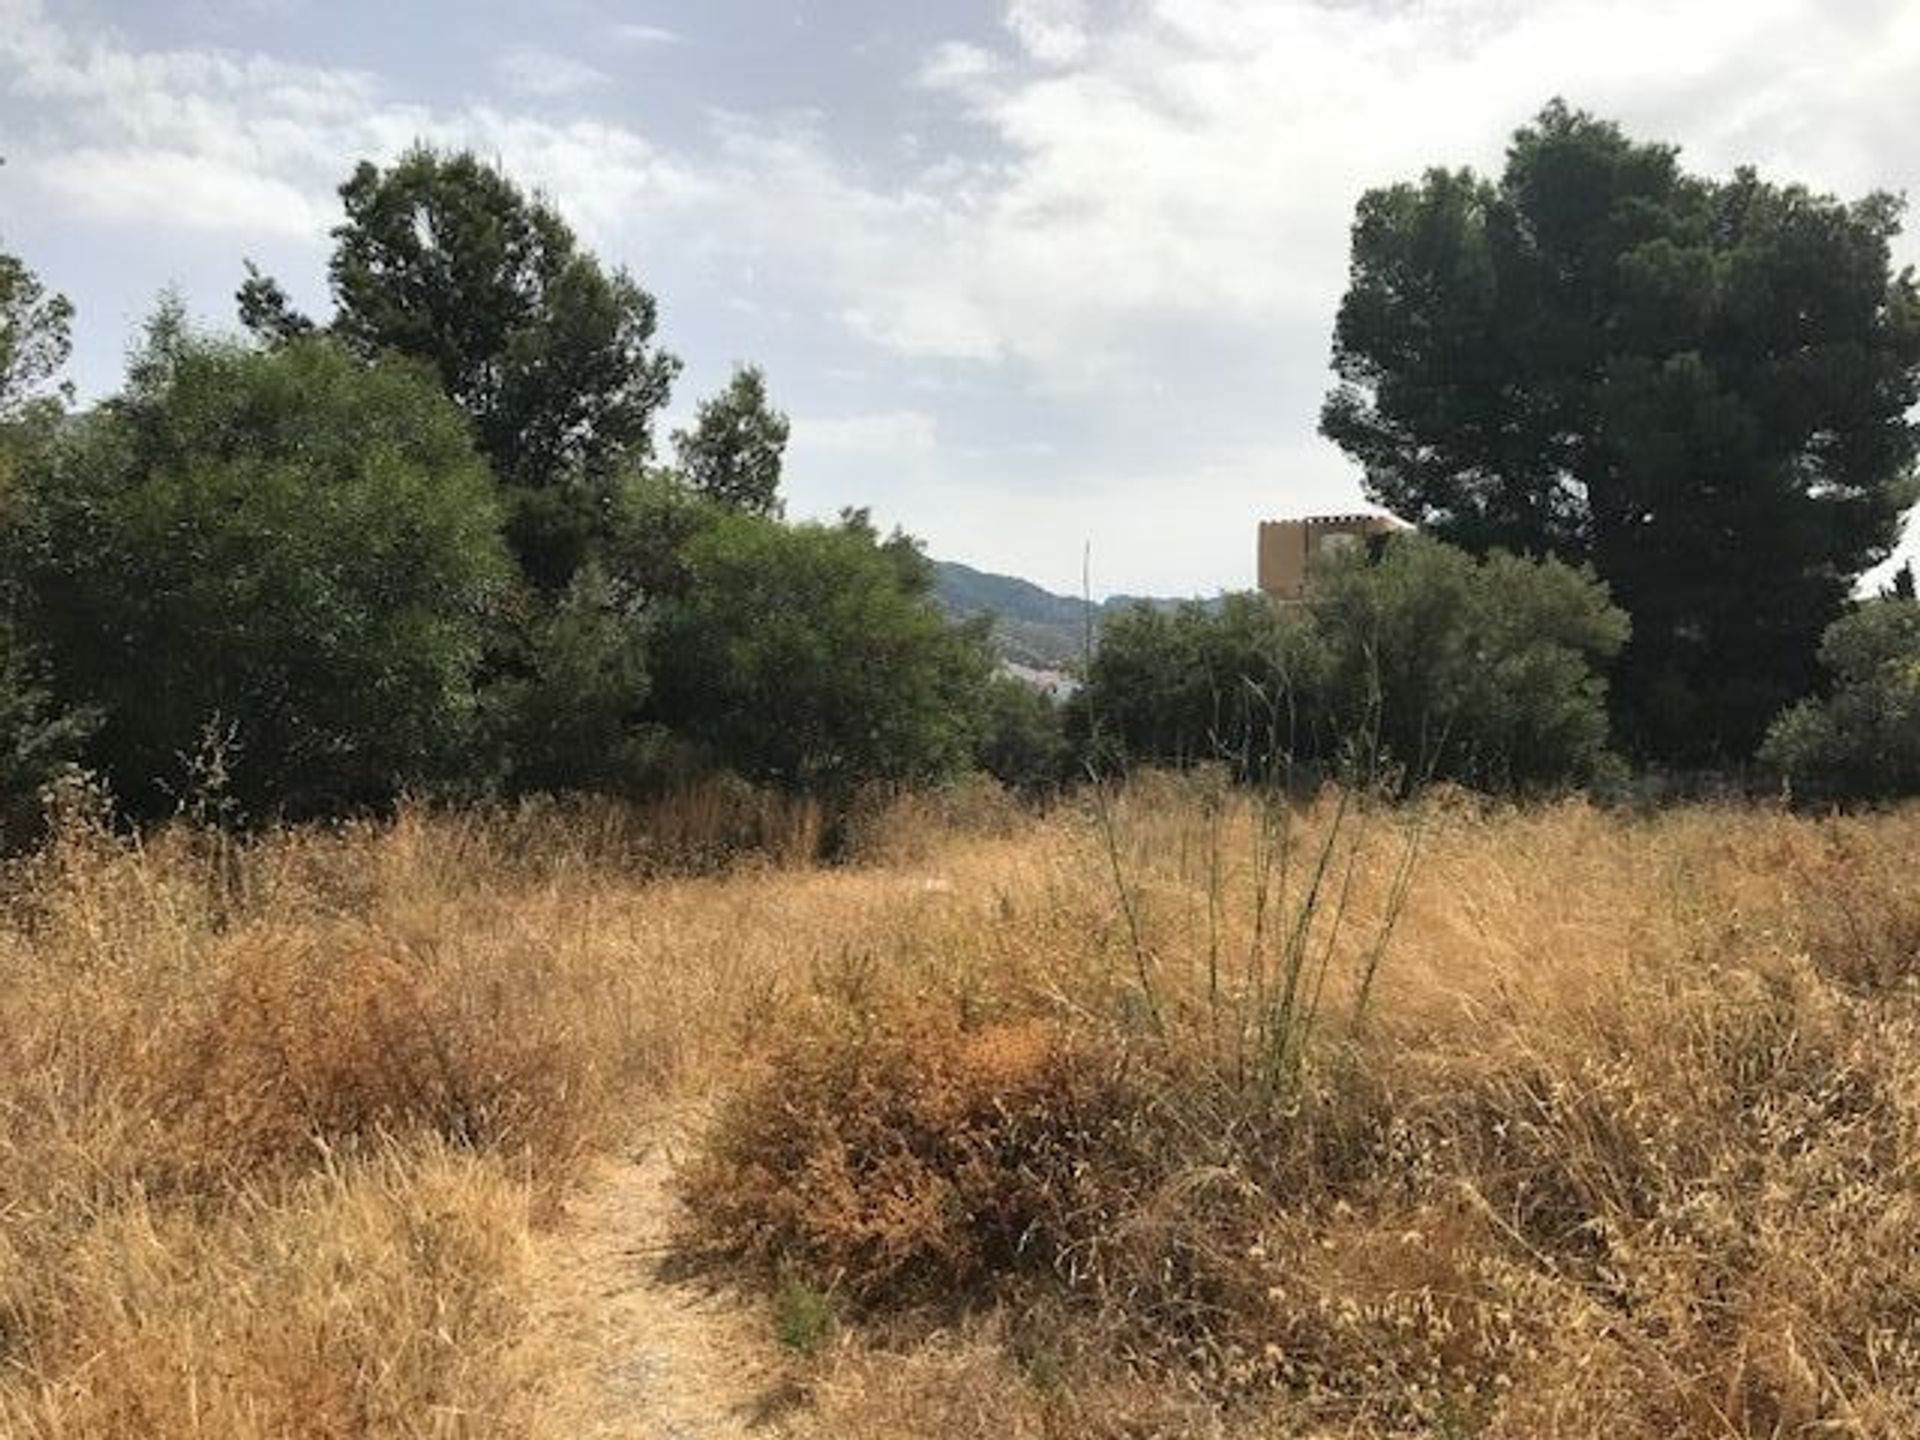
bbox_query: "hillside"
[930,559,1203,670]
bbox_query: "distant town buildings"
[1256,513,1406,600]
[1001,659,1078,699]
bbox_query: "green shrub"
[673,364,789,517]
[772,1275,838,1354]
[21,322,509,818]
[480,563,657,798]
[650,511,994,796]
[0,618,92,844]
[1075,592,1324,776]
[1075,536,1627,793]
[1310,536,1630,791]
[1760,599,1920,803]
[975,674,1069,793]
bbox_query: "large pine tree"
[1322,102,1920,762]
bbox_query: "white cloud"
[1005,0,1091,65]
[781,410,948,541]
[494,47,610,99]
[26,0,1916,386]
[0,4,706,247]
[9,0,1920,588]
[842,294,1002,363]
[759,0,1920,584]
[36,146,330,233]
[919,40,1000,93]
[744,0,1920,392]
[612,23,681,46]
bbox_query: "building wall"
[1256,514,1403,600]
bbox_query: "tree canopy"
[1323,102,1920,762]
[19,321,509,818]
[0,249,73,424]
[1760,598,1920,803]
[674,364,790,516]
[7,115,1915,829]
[650,511,994,795]
[328,149,679,491]
[242,147,680,590]
[1075,594,1321,775]
[1307,535,1629,791]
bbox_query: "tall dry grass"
[5,773,1920,1436]
[0,778,872,1438]
[689,777,1920,1438]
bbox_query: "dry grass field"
[3,774,1919,1437]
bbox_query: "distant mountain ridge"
[930,559,1202,670]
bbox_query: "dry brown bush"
[839,776,1028,866]
[686,1016,1156,1303]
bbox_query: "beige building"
[1257,513,1405,600]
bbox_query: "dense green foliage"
[1079,537,1627,792]
[235,150,695,807]
[19,326,509,817]
[0,250,73,425]
[0,258,86,835]
[0,251,73,520]
[479,561,657,798]
[0,617,91,836]
[1324,102,1920,764]
[329,151,678,496]
[244,147,679,591]
[974,674,1070,793]
[1760,599,1920,803]
[0,194,1016,828]
[651,511,995,794]
[9,97,1920,828]
[1075,593,1319,772]
[1309,536,1629,790]
[675,364,790,516]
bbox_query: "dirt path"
[531,1126,800,1439]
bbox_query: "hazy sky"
[4,0,1918,595]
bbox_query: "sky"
[4,0,1919,597]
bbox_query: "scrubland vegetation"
[3,780,1919,1437]
[6,96,1920,1439]
[7,103,1920,832]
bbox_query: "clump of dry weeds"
[685,1015,1153,1304]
